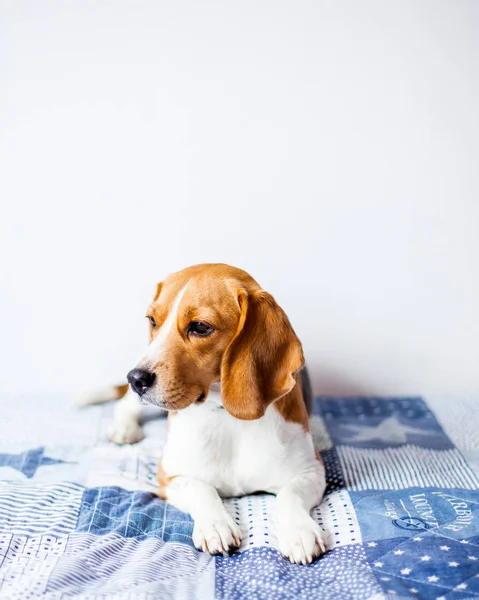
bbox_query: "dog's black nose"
[127,368,156,397]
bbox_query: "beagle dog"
[78,264,326,564]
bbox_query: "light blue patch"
[350,487,479,542]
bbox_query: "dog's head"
[127,264,304,420]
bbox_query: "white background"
[1,1,478,397]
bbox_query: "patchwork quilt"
[0,393,478,599]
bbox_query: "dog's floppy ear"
[221,289,304,420]
[153,282,163,301]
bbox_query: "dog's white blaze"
[143,283,189,363]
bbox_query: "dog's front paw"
[277,517,326,564]
[193,516,242,557]
[108,420,144,445]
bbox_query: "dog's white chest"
[161,391,316,497]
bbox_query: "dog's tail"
[73,384,129,407]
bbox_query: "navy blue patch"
[367,533,479,598]
[321,448,346,493]
[76,486,194,545]
[314,397,452,449]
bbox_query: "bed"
[0,393,477,599]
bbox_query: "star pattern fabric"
[341,416,433,445]
[0,447,71,478]
[319,396,454,449]
[364,534,479,598]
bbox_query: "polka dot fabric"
[322,447,346,493]
[223,488,361,553]
[0,535,67,599]
[216,545,381,600]
[313,488,361,549]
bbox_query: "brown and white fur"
[76,264,326,564]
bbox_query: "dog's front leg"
[275,468,326,564]
[166,476,242,556]
[108,391,144,444]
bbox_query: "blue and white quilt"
[0,394,478,599]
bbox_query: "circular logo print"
[392,516,431,531]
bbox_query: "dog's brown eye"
[147,316,157,328]
[188,321,213,337]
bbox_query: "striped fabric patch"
[0,482,83,536]
[337,445,478,491]
[46,533,214,598]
